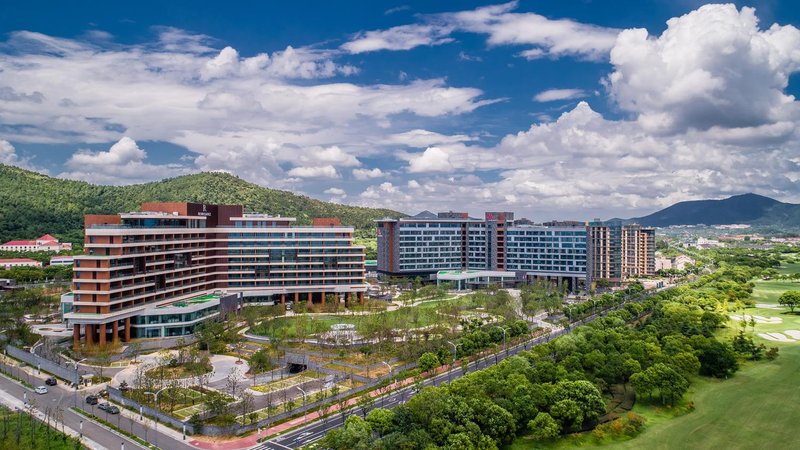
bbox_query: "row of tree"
[323,262,770,449]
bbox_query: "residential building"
[0,234,73,252]
[505,222,587,291]
[0,258,43,270]
[64,202,365,348]
[587,221,655,285]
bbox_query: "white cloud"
[533,88,588,102]
[380,129,474,148]
[59,137,190,184]
[0,30,493,188]
[297,146,360,167]
[352,168,386,180]
[446,1,619,60]
[342,1,620,60]
[607,4,800,134]
[0,140,42,172]
[342,24,454,53]
[287,165,340,178]
[324,187,346,196]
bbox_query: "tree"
[699,341,739,378]
[366,408,394,436]
[128,342,142,363]
[322,415,373,450]
[249,349,271,385]
[550,399,583,430]
[778,290,800,313]
[418,352,440,373]
[239,391,255,424]
[527,412,561,441]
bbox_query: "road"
[0,360,193,450]
[255,290,656,450]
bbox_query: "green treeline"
[0,164,402,243]
[323,265,767,450]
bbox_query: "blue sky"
[1,1,799,220]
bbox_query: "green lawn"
[509,273,800,450]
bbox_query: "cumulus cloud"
[324,187,346,195]
[0,29,493,188]
[533,88,588,102]
[59,137,191,184]
[352,167,386,180]
[0,140,38,170]
[287,165,340,178]
[607,4,800,134]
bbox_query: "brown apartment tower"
[64,203,365,348]
[586,221,655,285]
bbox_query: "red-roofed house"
[0,258,42,270]
[0,234,72,252]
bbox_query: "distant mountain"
[0,164,404,243]
[629,193,800,228]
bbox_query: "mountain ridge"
[628,193,800,228]
[0,164,404,243]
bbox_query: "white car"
[34,386,48,395]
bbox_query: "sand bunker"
[783,330,800,339]
[730,314,782,324]
[758,332,797,343]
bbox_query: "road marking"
[267,439,294,449]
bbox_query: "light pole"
[494,326,507,358]
[295,386,307,422]
[381,361,392,407]
[446,341,460,383]
[144,387,169,450]
[79,419,83,438]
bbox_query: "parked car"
[45,377,57,386]
[106,405,120,414]
[34,386,48,395]
[98,389,109,398]
[85,395,99,405]
[97,402,110,411]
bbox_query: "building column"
[111,320,119,344]
[344,292,350,306]
[294,292,299,303]
[98,323,107,346]
[358,291,364,303]
[85,324,94,347]
[308,292,313,305]
[124,317,131,342]
[73,325,81,350]
[280,293,286,305]
[321,291,326,304]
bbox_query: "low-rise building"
[49,255,75,266]
[0,258,43,270]
[0,234,73,252]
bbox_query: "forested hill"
[0,164,403,243]
[629,193,800,228]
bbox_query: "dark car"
[97,402,110,411]
[85,395,99,405]
[45,377,57,386]
[106,405,120,414]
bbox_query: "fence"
[5,345,81,385]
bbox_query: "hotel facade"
[378,212,653,290]
[64,202,366,348]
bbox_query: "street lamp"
[381,361,392,407]
[494,326,508,358]
[295,386,307,422]
[446,341,460,383]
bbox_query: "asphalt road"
[0,361,193,450]
[255,291,655,450]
